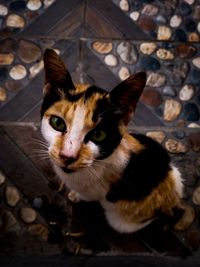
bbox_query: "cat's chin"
[61,166,76,173]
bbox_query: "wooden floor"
[0,0,200,265]
[1,0,199,127]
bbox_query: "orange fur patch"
[116,168,181,224]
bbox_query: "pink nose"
[59,152,76,164]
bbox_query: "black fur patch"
[85,112,122,159]
[92,98,111,122]
[66,91,84,102]
[84,86,106,101]
[106,134,171,202]
[41,90,61,117]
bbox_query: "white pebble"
[0,4,8,16]
[6,14,25,28]
[192,57,200,69]
[5,186,20,207]
[118,67,130,80]
[9,65,27,80]
[44,0,56,8]
[27,0,42,11]
[130,11,140,21]
[170,15,182,28]
[157,26,172,40]
[188,123,200,128]
[184,0,195,4]
[179,85,194,101]
[0,171,6,185]
[119,0,129,11]
[104,54,117,67]
[29,60,44,79]
[20,207,37,223]
[140,42,157,55]
[198,22,200,33]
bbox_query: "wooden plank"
[133,101,164,126]
[0,74,43,121]
[0,127,57,199]
[1,255,199,267]
[137,220,192,258]
[18,0,83,37]
[47,4,85,38]
[87,0,150,40]
[3,124,55,181]
[19,101,42,122]
[84,5,122,38]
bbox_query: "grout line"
[0,122,200,132]
[14,35,200,44]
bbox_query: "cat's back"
[103,133,183,233]
[106,133,172,202]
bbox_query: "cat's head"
[41,49,146,173]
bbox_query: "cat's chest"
[53,163,112,201]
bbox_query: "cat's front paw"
[68,190,81,203]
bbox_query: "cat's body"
[41,49,183,233]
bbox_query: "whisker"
[30,154,50,161]
[30,151,49,156]
[31,149,48,152]
[30,137,48,147]
[86,167,108,191]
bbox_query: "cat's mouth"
[61,166,75,173]
[49,152,92,173]
[60,160,92,173]
[53,160,78,173]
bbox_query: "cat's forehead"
[44,85,110,128]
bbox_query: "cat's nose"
[59,152,76,165]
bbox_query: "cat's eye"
[49,116,66,132]
[91,130,106,143]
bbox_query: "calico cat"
[41,49,183,233]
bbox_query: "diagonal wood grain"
[0,127,55,199]
[86,0,150,39]
[18,0,84,37]
[84,5,122,38]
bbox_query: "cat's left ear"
[43,49,75,95]
[110,72,146,124]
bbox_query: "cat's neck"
[99,132,143,181]
[53,132,143,201]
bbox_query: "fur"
[40,49,184,233]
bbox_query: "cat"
[41,49,183,233]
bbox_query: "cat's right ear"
[43,49,75,95]
[110,72,146,125]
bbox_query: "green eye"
[50,116,66,132]
[91,130,106,143]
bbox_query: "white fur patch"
[171,165,184,197]
[62,105,86,158]
[41,116,61,149]
[100,199,152,233]
[52,140,129,202]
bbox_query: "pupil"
[96,132,101,138]
[50,116,66,132]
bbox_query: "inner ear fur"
[43,49,75,93]
[110,72,146,124]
